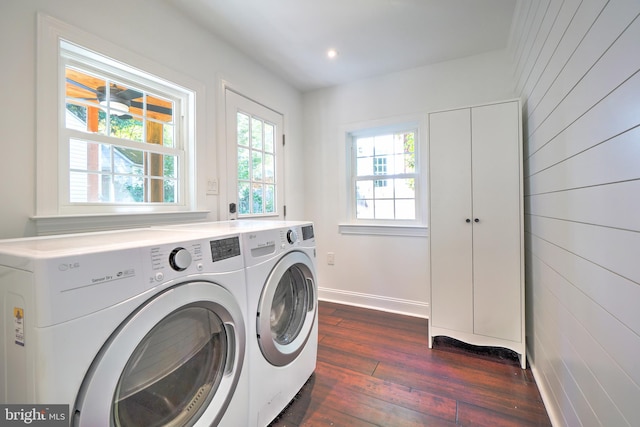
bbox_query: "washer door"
[257,251,316,366]
[73,281,245,427]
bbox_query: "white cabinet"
[428,100,525,368]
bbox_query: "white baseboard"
[528,351,563,427]
[318,287,429,318]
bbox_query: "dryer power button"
[169,247,192,271]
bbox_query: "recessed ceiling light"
[327,48,338,59]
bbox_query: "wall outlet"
[327,252,335,265]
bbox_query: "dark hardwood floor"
[269,301,551,427]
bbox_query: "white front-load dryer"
[0,228,249,427]
[243,222,318,427]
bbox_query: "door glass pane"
[113,307,228,427]
[237,113,249,146]
[271,265,308,345]
[236,113,277,217]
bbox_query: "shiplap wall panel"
[512,0,537,77]
[515,0,563,97]
[529,266,594,426]
[527,180,640,230]
[519,0,582,105]
[514,0,550,84]
[530,235,640,352]
[528,71,640,175]
[525,0,607,120]
[528,2,640,147]
[526,125,640,195]
[530,253,636,426]
[513,0,640,422]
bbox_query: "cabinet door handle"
[466,218,471,223]
[474,218,480,223]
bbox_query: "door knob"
[466,218,471,223]
[474,218,480,223]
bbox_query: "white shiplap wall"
[509,0,640,426]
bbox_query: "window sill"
[338,223,428,237]
[31,211,210,236]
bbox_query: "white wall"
[510,0,640,425]
[302,50,516,316]
[0,0,304,239]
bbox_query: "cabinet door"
[429,108,473,333]
[471,101,521,342]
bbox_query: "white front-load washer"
[0,228,249,427]
[243,222,318,427]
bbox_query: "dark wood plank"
[269,301,551,427]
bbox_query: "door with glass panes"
[225,90,284,220]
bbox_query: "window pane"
[251,118,263,150]
[395,200,416,220]
[114,148,144,174]
[374,134,393,155]
[264,123,274,153]
[395,178,415,198]
[265,184,275,213]
[110,115,143,142]
[252,151,263,181]
[164,179,176,203]
[264,153,274,183]
[114,175,144,202]
[356,180,373,200]
[375,180,393,199]
[70,139,111,172]
[164,155,177,179]
[238,148,250,180]
[252,183,264,213]
[374,200,394,219]
[238,182,250,214]
[356,199,373,219]
[237,113,250,146]
[356,137,373,157]
[163,124,174,147]
[356,157,373,176]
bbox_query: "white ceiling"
[165,0,517,92]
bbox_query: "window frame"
[61,46,186,208]
[340,117,428,237]
[35,14,207,234]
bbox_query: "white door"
[471,101,522,342]
[428,108,474,333]
[225,90,284,220]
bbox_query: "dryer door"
[257,251,317,366]
[73,281,245,427]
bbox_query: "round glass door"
[73,282,245,427]
[258,251,316,366]
[113,306,227,427]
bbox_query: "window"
[351,127,418,221]
[35,15,205,234]
[61,41,185,206]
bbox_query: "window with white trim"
[349,125,419,221]
[61,40,189,208]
